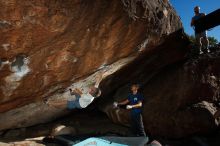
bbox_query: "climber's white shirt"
[79,93,95,108]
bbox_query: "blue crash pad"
[74,137,128,146]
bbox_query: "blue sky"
[170,0,220,42]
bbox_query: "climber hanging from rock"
[45,72,103,109]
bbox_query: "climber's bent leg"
[67,100,82,109]
[67,94,82,109]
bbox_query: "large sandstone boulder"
[99,30,190,111]
[0,0,182,131]
[142,52,220,138]
[99,48,220,138]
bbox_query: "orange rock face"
[0,0,182,130]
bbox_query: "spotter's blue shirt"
[128,93,144,115]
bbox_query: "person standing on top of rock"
[114,84,146,137]
[45,72,103,109]
[191,6,210,54]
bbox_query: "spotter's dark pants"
[130,112,146,137]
